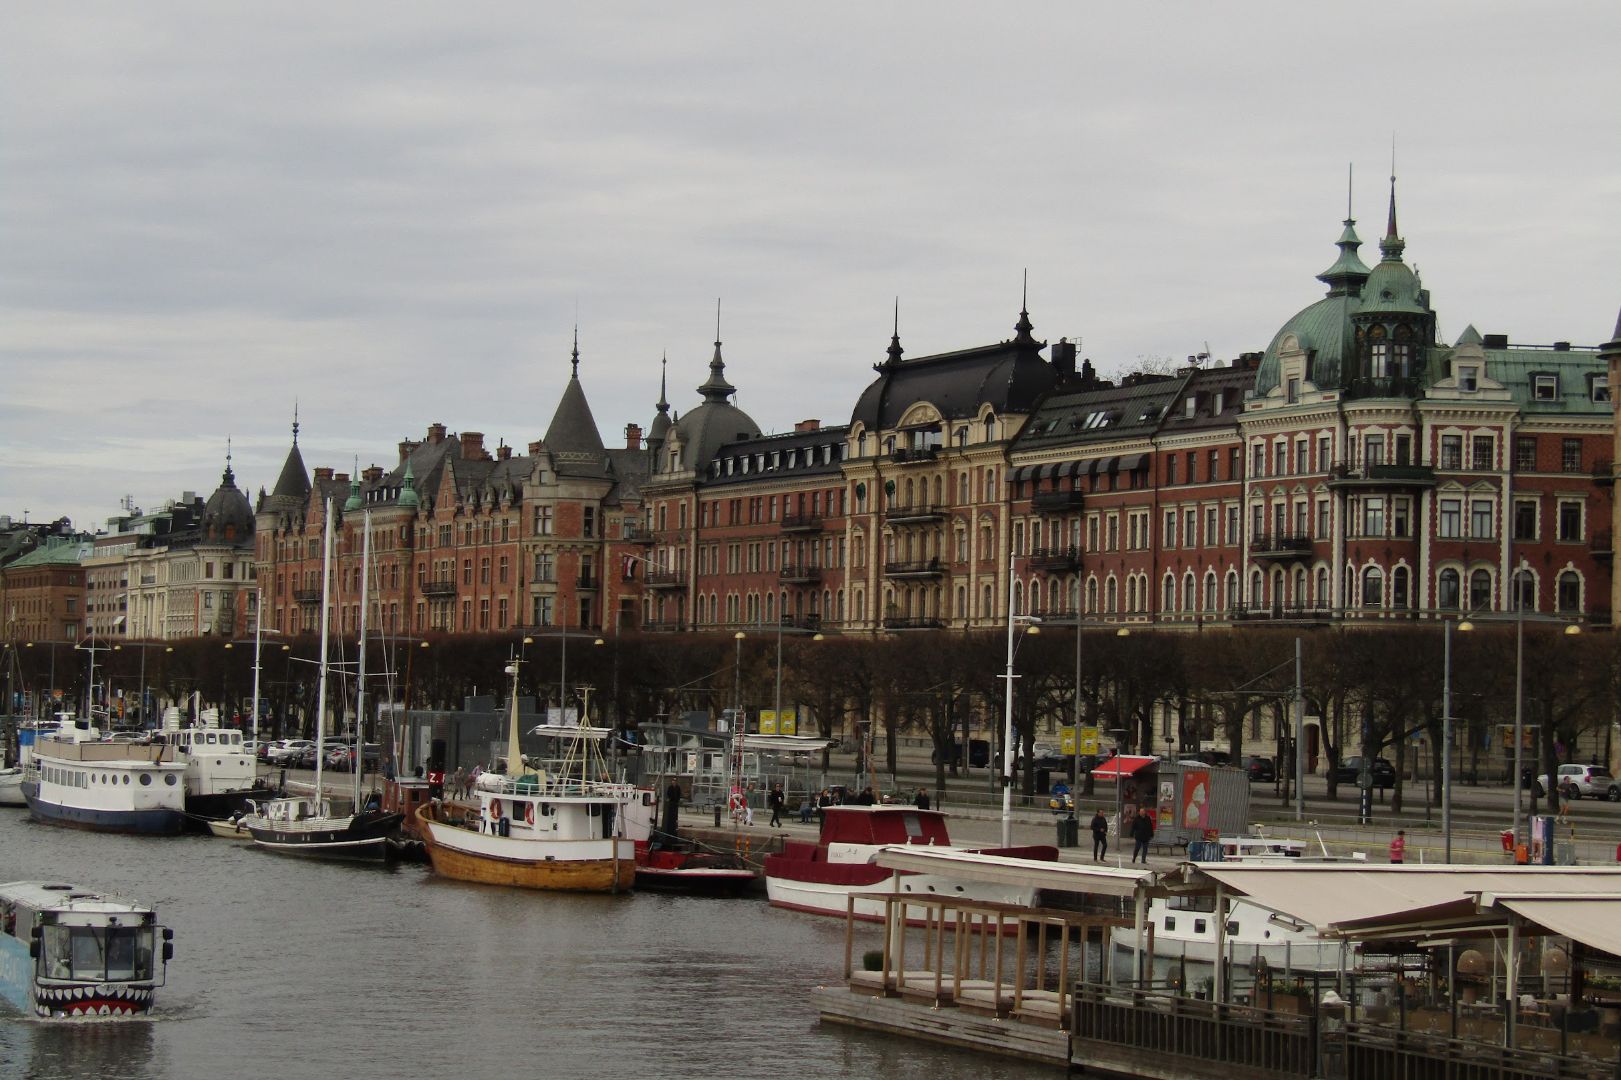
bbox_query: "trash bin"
[1057,816,1080,848]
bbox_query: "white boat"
[1108,833,1358,971]
[762,805,1058,923]
[161,706,275,822]
[0,767,24,808]
[21,717,189,835]
[0,880,174,1018]
[416,660,649,893]
[245,504,400,858]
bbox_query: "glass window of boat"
[1168,896,1215,913]
[1164,916,1176,931]
[1193,919,1207,935]
[1226,921,1239,935]
[901,813,923,840]
[41,925,155,982]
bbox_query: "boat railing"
[477,776,638,800]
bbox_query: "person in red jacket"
[1389,830,1406,864]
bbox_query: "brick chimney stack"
[460,431,486,460]
[625,423,643,450]
[497,444,512,461]
[794,419,821,433]
[363,466,383,484]
[427,422,447,444]
[397,439,420,463]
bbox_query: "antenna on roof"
[715,297,722,342]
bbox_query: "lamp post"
[1000,554,1042,848]
[733,630,747,800]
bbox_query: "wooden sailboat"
[416,659,645,893]
[245,502,400,858]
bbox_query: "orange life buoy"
[490,799,503,821]
[525,802,535,825]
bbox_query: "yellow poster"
[758,709,798,736]
[1060,726,1099,755]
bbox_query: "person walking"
[1389,829,1406,864]
[1090,809,1110,862]
[1130,810,1154,864]
[768,784,785,827]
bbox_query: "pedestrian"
[1090,809,1109,862]
[857,786,875,806]
[1130,810,1154,864]
[768,784,785,827]
[1389,829,1406,864]
[662,777,683,840]
[426,766,444,801]
[914,787,931,811]
[798,794,813,824]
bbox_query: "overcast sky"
[4,3,1617,532]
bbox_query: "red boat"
[762,805,1057,922]
[633,840,755,896]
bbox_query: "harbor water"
[0,815,1054,1080]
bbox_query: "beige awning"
[872,847,1155,898]
[1180,864,1621,936]
[1488,895,1621,960]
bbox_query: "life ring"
[525,802,535,825]
[490,799,503,821]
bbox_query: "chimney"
[397,439,420,464]
[793,419,821,433]
[460,431,485,459]
[1553,341,1571,352]
[528,440,543,455]
[497,445,512,461]
[624,423,643,450]
[363,466,383,484]
[1050,338,1077,379]
[427,422,447,443]
[313,467,333,482]
[1483,334,1509,350]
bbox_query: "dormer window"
[1590,375,1610,403]
[1184,396,1197,418]
[1286,378,1300,404]
[1458,365,1478,392]
[1534,374,1558,401]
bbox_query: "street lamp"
[1000,554,1043,848]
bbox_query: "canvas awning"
[1487,894,1621,960]
[1090,755,1156,779]
[1178,865,1621,938]
[1012,465,1036,483]
[736,734,838,753]
[1117,453,1148,472]
[872,846,1154,899]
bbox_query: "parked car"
[1243,756,1275,783]
[266,739,313,766]
[1332,756,1396,789]
[1190,750,1232,767]
[1556,763,1621,801]
[330,743,382,773]
[931,739,990,768]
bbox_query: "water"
[0,815,1055,1080]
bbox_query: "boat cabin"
[819,806,953,847]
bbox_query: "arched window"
[1557,571,1581,613]
[1162,575,1176,612]
[1438,568,1461,610]
[1225,571,1238,610]
[959,473,969,505]
[1469,569,1493,612]
[1512,569,1536,612]
[1315,567,1329,607]
[1012,580,1024,616]
[1204,572,1217,612]
[1106,576,1118,613]
[1250,570,1264,606]
[1183,572,1196,612]
[1362,566,1384,608]
[1086,576,1099,614]
[1391,566,1410,609]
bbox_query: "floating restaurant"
[816,849,1621,1078]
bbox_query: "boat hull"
[246,811,402,859]
[633,866,755,896]
[764,870,1038,923]
[205,818,255,840]
[22,783,186,835]
[418,806,634,893]
[0,769,25,808]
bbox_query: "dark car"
[932,739,990,768]
[1243,756,1275,783]
[1333,756,1396,789]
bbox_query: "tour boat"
[0,881,174,1018]
[633,839,755,896]
[763,805,1059,922]
[160,707,277,823]
[416,658,650,894]
[20,717,189,835]
[1107,833,1354,971]
[245,503,402,859]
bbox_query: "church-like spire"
[291,402,299,445]
[1379,166,1406,263]
[657,352,669,413]
[1318,165,1372,297]
[697,298,737,403]
[398,457,419,509]
[570,325,580,379]
[886,298,905,365]
[223,438,235,485]
[344,457,363,512]
[1012,270,1039,347]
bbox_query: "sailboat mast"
[314,499,333,808]
[354,512,371,808]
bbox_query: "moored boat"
[763,805,1058,923]
[161,707,277,823]
[633,839,755,896]
[0,880,174,1018]
[0,767,24,808]
[21,718,188,835]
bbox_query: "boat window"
[1193,919,1207,935]
[901,813,923,840]
[1226,921,1239,935]
[41,926,154,982]
[140,774,152,786]
[1164,917,1176,932]
[1168,896,1215,913]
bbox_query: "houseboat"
[21,718,188,835]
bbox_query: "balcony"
[889,446,940,465]
[1248,532,1314,560]
[778,565,822,584]
[645,571,686,590]
[419,579,456,598]
[1031,490,1084,513]
[1591,531,1613,560]
[1227,603,1334,625]
[883,559,945,579]
[883,616,946,631]
[1326,462,1437,489]
[1593,461,1615,488]
[1344,375,1424,400]
[293,589,322,605]
[622,526,655,545]
[884,502,946,524]
[643,619,687,634]
[1027,546,1082,572]
[780,513,823,533]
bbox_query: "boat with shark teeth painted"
[0,881,174,1019]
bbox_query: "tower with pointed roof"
[1347,175,1434,398]
[543,328,610,472]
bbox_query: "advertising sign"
[1180,769,1212,832]
[758,709,798,736]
